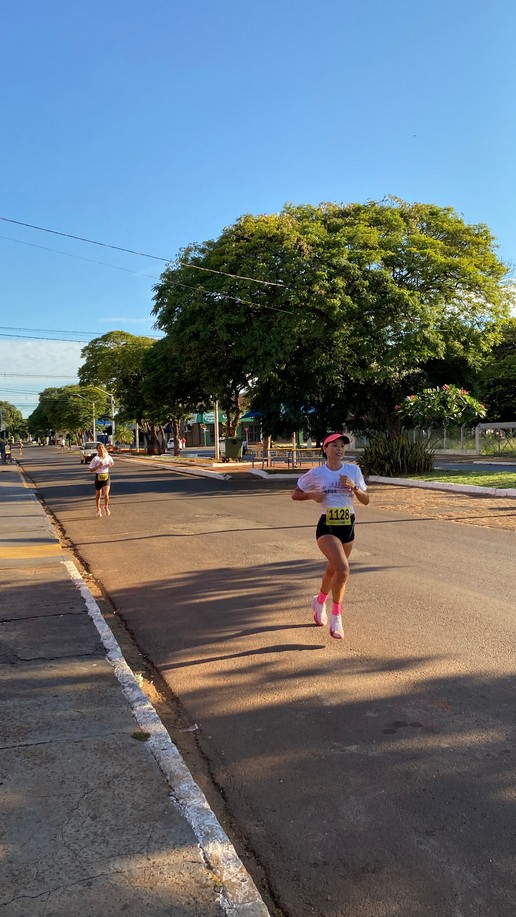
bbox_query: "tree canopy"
[0,401,26,439]
[478,317,516,421]
[79,330,155,402]
[78,331,159,448]
[28,385,111,442]
[140,337,206,452]
[152,198,510,435]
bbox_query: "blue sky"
[1,0,515,417]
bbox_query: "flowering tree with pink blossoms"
[395,385,486,430]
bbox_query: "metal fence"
[248,448,324,470]
[401,423,516,455]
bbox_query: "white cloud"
[0,340,83,417]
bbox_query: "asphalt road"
[21,448,516,917]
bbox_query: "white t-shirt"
[296,462,367,512]
[89,454,114,474]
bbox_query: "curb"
[111,455,516,496]
[368,476,516,498]
[116,454,232,481]
[9,462,269,917]
[248,469,516,497]
[65,556,271,917]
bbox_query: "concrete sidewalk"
[0,465,270,917]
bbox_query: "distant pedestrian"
[17,439,23,457]
[89,443,114,517]
[291,433,370,640]
[0,440,5,464]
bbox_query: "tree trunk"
[224,390,243,438]
[171,418,181,455]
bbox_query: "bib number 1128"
[326,507,351,525]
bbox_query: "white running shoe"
[311,596,327,627]
[96,508,102,517]
[330,614,344,640]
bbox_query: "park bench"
[247,448,323,470]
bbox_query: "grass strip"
[405,471,516,489]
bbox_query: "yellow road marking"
[0,544,63,559]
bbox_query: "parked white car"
[80,441,101,464]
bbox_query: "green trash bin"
[224,436,243,460]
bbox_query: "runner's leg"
[316,536,353,639]
[316,534,350,602]
[103,483,110,515]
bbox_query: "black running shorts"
[316,513,355,544]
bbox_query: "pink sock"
[317,591,328,606]
[332,602,342,616]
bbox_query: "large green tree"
[153,212,304,435]
[152,199,510,436]
[0,401,26,439]
[28,386,111,442]
[79,330,155,396]
[140,337,205,454]
[478,316,516,420]
[78,331,158,450]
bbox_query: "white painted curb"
[117,454,232,481]
[63,558,270,917]
[248,468,516,497]
[368,476,516,497]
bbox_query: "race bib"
[97,472,109,481]
[326,507,351,525]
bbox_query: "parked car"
[167,437,187,451]
[80,441,101,464]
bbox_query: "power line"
[0,216,285,287]
[1,389,53,395]
[164,278,295,316]
[0,373,79,378]
[1,227,294,317]
[0,233,160,280]
[0,326,161,343]
[1,233,293,312]
[0,332,92,342]
[0,324,101,335]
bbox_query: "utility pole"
[86,386,116,445]
[110,395,115,445]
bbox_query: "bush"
[360,433,434,477]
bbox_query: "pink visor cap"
[323,433,350,447]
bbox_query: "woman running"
[89,443,114,517]
[291,433,370,639]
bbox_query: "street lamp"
[70,393,96,441]
[40,392,96,442]
[84,386,116,445]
